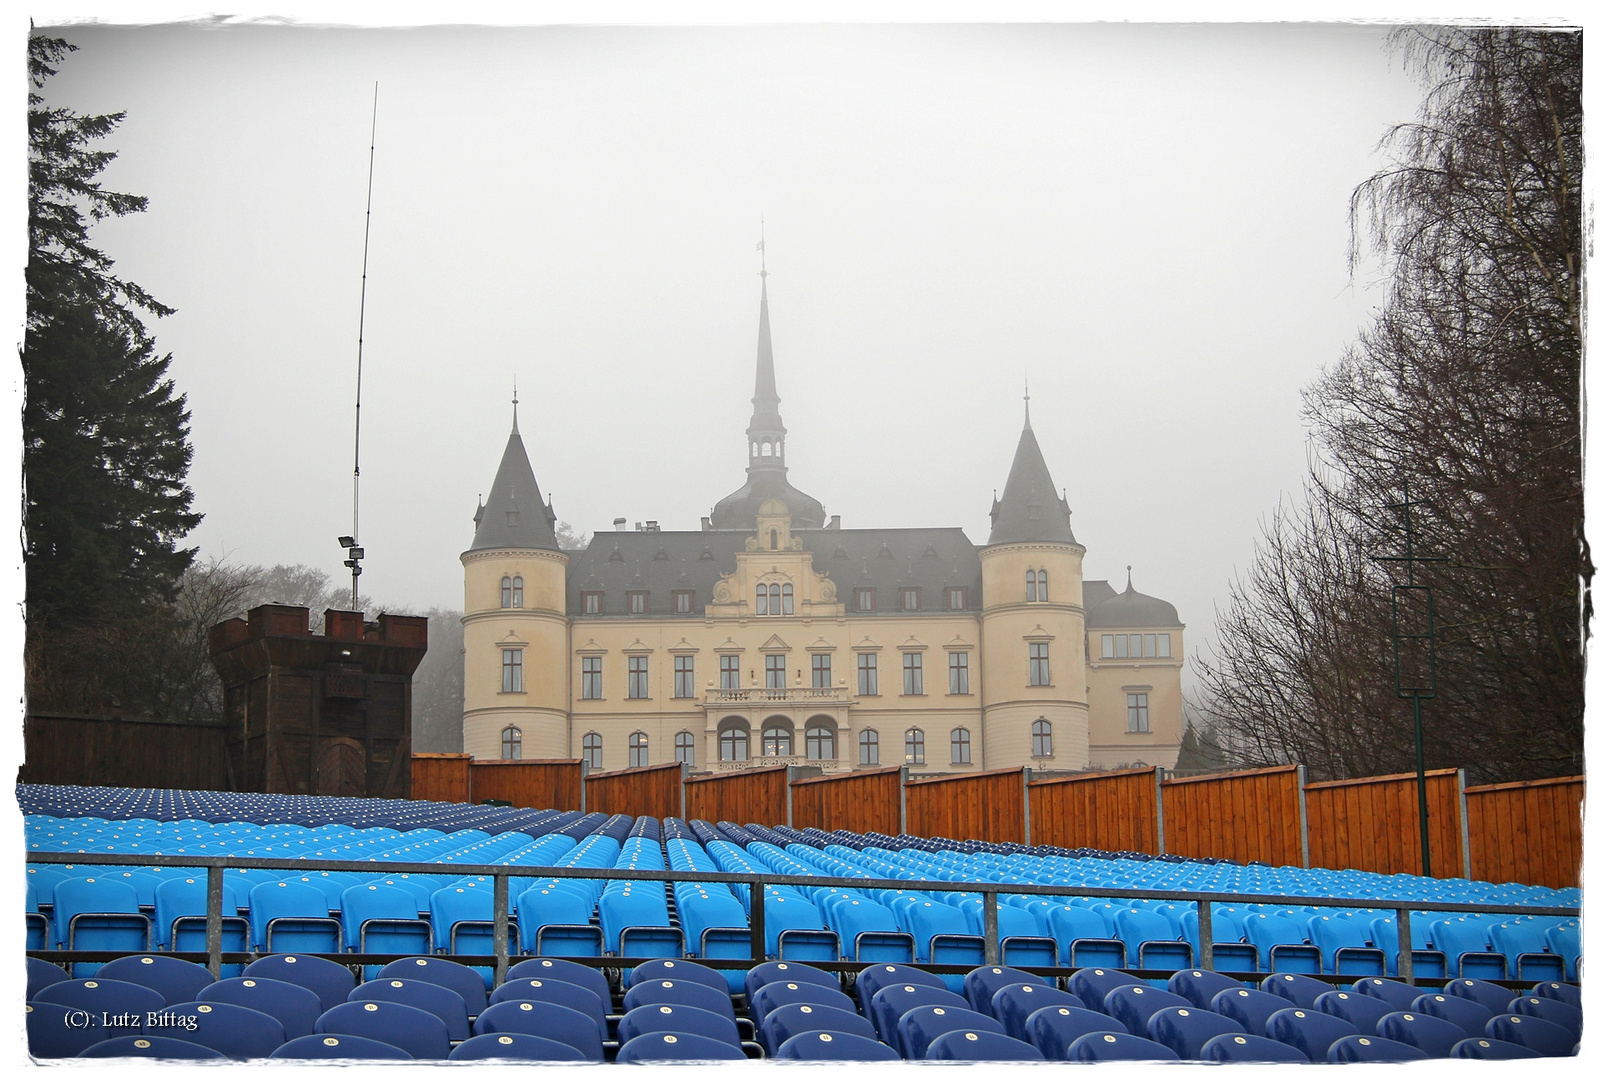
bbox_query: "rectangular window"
[1127,692,1151,733]
[1114,634,1129,658]
[811,653,832,689]
[1101,633,1114,658]
[581,656,602,699]
[947,586,967,611]
[1157,633,1172,658]
[501,649,523,693]
[1143,633,1156,658]
[855,588,875,612]
[583,592,602,615]
[948,651,969,694]
[900,587,920,611]
[1029,642,1050,686]
[902,652,923,695]
[673,590,693,614]
[627,655,648,699]
[673,655,694,698]
[628,591,648,615]
[719,654,740,690]
[857,653,878,696]
[1130,633,1144,657]
[765,654,787,689]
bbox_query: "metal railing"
[28,850,1579,989]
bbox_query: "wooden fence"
[1161,765,1307,867]
[1305,768,1466,879]
[905,768,1031,845]
[790,767,905,836]
[584,761,685,820]
[1029,767,1159,853]
[1465,775,1583,889]
[23,712,235,792]
[684,765,791,827]
[411,756,583,811]
[411,753,472,803]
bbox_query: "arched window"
[629,731,649,768]
[770,529,779,550]
[1037,569,1048,602]
[761,442,772,457]
[769,583,781,612]
[756,584,769,615]
[782,583,794,614]
[501,725,522,761]
[501,575,513,608]
[511,575,524,608]
[905,727,925,765]
[806,721,836,761]
[950,727,970,764]
[1032,719,1053,758]
[675,730,696,766]
[1025,569,1035,602]
[582,732,603,770]
[762,719,793,757]
[859,729,880,765]
[719,719,750,762]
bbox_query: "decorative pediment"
[759,633,790,653]
[497,630,529,646]
[899,635,928,651]
[623,638,653,655]
[575,638,607,655]
[669,638,698,654]
[807,637,836,652]
[714,637,743,654]
[853,636,882,651]
[945,634,976,651]
[1023,624,1055,642]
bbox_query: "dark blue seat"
[242,954,356,1013]
[1262,970,1331,1009]
[1212,985,1290,1036]
[896,1004,1006,1060]
[472,999,604,1061]
[270,1033,414,1060]
[1103,983,1192,1037]
[961,965,1047,1016]
[991,982,1085,1041]
[619,1002,743,1048]
[759,1001,876,1055]
[197,976,322,1039]
[1316,989,1394,1032]
[26,957,69,1000]
[96,954,214,1007]
[447,1033,587,1061]
[925,1028,1046,1060]
[1068,1030,1182,1061]
[147,1000,286,1060]
[749,977,856,1029]
[348,977,471,1042]
[1266,1007,1359,1062]
[314,1000,450,1060]
[35,976,166,1020]
[78,1035,228,1059]
[1445,976,1516,1015]
[1024,1004,1123,1059]
[1327,1034,1430,1061]
[1413,991,1496,1039]
[776,1030,902,1061]
[1511,994,1583,1039]
[1201,1031,1309,1062]
[506,955,612,1010]
[869,983,969,1046]
[616,1031,748,1062]
[1484,1012,1577,1056]
[375,956,488,1016]
[25,1001,107,1058]
[854,962,947,1014]
[1379,1009,1466,1057]
[743,959,839,1005]
[1531,980,1582,1009]
[626,957,728,994]
[1352,975,1422,1011]
[622,976,737,1022]
[488,975,607,1041]
[1147,1005,1245,1060]
[1167,968,1243,1010]
[1451,1036,1543,1059]
[1070,967,1144,1013]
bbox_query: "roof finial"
[1126,565,1133,591]
[1023,374,1032,429]
[511,379,520,434]
[756,217,767,279]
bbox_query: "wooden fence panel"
[1161,765,1304,866]
[1304,769,1465,878]
[684,766,790,828]
[1028,768,1158,853]
[411,754,472,804]
[585,762,684,820]
[790,767,904,836]
[470,760,583,811]
[1466,775,1583,889]
[906,768,1028,845]
[22,713,234,791]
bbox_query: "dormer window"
[582,591,602,615]
[627,591,648,615]
[756,582,794,616]
[673,590,693,614]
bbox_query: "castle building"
[460,275,1184,775]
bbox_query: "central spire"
[749,273,783,439]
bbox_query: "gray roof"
[1085,578,1182,628]
[566,527,983,618]
[468,416,559,552]
[987,418,1076,546]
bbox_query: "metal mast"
[340,85,379,609]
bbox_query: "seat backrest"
[241,954,356,1013]
[618,1002,743,1048]
[249,880,335,943]
[1316,989,1394,1032]
[750,978,856,1028]
[1484,1012,1576,1056]
[26,957,70,1000]
[25,1000,107,1059]
[197,976,323,1040]
[1148,1005,1246,1060]
[52,876,141,944]
[759,1001,874,1056]
[1069,1030,1182,1061]
[621,977,736,1022]
[35,977,166,1018]
[96,954,214,1007]
[447,1032,587,1061]
[1202,1031,1309,1062]
[471,1000,604,1061]
[869,983,969,1045]
[348,978,472,1042]
[990,982,1085,1041]
[1166,969,1243,1011]
[1070,967,1145,1014]
[896,1004,1005,1060]
[1024,1004,1123,1059]
[962,965,1048,1016]
[1511,994,1582,1038]
[339,884,422,949]
[78,1034,229,1059]
[1352,976,1421,1011]
[626,958,727,993]
[925,1027,1046,1061]
[269,1033,414,1060]
[1445,977,1516,1015]
[1328,1034,1431,1062]
[1379,1009,1467,1057]
[743,960,838,1004]
[1262,971,1331,1009]
[615,1030,748,1062]
[314,1000,450,1061]
[1266,1007,1360,1062]
[487,977,607,1041]
[1104,984,1193,1037]
[149,1000,287,1060]
[505,956,612,1009]
[375,956,488,1016]
[854,962,946,1013]
[1412,991,1496,1039]
[775,1029,902,1061]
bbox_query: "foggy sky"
[24,19,1437,692]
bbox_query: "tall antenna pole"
[341,84,378,610]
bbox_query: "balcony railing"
[705,686,845,703]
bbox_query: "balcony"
[704,686,845,704]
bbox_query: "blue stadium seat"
[1484,1012,1577,1056]
[488,976,608,1042]
[1115,907,1192,970]
[1413,991,1496,1039]
[749,978,856,1030]
[1261,970,1331,1009]
[870,983,970,1047]
[1147,1005,1246,1060]
[854,963,947,1014]
[1103,984,1192,1038]
[1530,980,1582,1009]
[622,976,736,1022]
[962,964,1048,1016]
[1049,904,1127,967]
[1544,922,1580,980]
[743,959,839,1005]
[78,1035,229,1060]
[340,883,431,956]
[1024,1004,1123,1059]
[52,877,150,973]
[1452,1036,1543,1059]
[1069,967,1144,1014]
[1068,1030,1181,1061]
[249,880,340,953]
[375,956,488,1016]
[35,976,166,1019]
[197,975,322,1039]
[270,1033,414,1060]
[1167,968,1243,1010]
[1511,994,1582,1040]
[1327,1034,1431,1062]
[96,954,213,1007]
[616,1031,748,1062]
[1211,986,1289,1036]
[775,1030,902,1061]
[1266,1006,1360,1062]
[625,957,727,993]
[348,977,471,1042]
[1432,919,1506,980]
[448,1033,587,1061]
[1445,977,1516,1015]
[152,876,248,961]
[1316,989,1394,1033]
[147,1000,286,1059]
[506,955,611,1009]
[926,1028,1046,1061]
[1351,975,1421,1011]
[1306,913,1386,975]
[619,1002,743,1049]
[1379,1009,1466,1057]
[1244,913,1321,973]
[472,1000,605,1061]
[896,1004,1006,1060]
[1490,920,1567,982]
[314,1000,450,1060]
[759,1001,876,1055]
[242,954,355,1014]
[25,1001,108,1058]
[1201,1031,1309,1062]
[26,957,69,1000]
[990,982,1085,1041]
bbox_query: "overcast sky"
[12,17,1502,692]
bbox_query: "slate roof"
[1085,578,1182,628]
[468,414,560,553]
[988,417,1076,546]
[565,527,984,619]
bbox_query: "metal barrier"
[27,850,1579,989]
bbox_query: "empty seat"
[759,1001,876,1056]
[35,976,166,1019]
[375,956,488,1016]
[1490,920,1567,982]
[26,957,69,1000]
[506,955,611,1010]
[1413,991,1496,1039]
[1147,1005,1246,1060]
[743,959,839,1005]
[472,1000,605,1061]
[854,963,947,1014]
[1200,1032,1309,1062]
[448,1033,588,1061]
[315,1000,450,1060]
[1262,971,1331,1009]
[1316,989,1394,1032]
[339,883,431,955]
[775,1030,902,1061]
[869,983,970,1047]
[622,977,737,1022]
[249,880,340,953]
[147,1000,286,1060]
[1069,967,1144,1014]
[1166,968,1243,1010]
[25,1001,108,1058]
[1511,994,1583,1040]
[1530,980,1582,1010]
[488,976,607,1042]
[1352,976,1421,1011]
[925,1028,1046,1061]
[1266,1007,1359,1062]
[1379,1009,1466,1057]
[95,954,213,1008]
[78,1035,229,1060]
[1103,984,1193,1038]
[1327,1034,1431,1062]
[1307,914,1386,976]
[197,975,323,1040]
[626,957,728,994]
[896,1004,1006,1060]
[1451,1036,1544,1059]
[1484,1012,1577,1057]
[1115,907,1192,970]
[348,978,471,1042]
[617,1031,748,1062]
[962,965,1048,1017]
[1068,1030,1182,1061]
[619,1002,743,1049]
[1432,919,1506,980]
[270,1033,414,1060]
[1445,976,1516,1015]
[1024,1004,1124,1059]
[991,982,1085,1042]
[1212,986,1289,1036]
[242,954,355,1013]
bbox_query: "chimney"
[613,518,627,532]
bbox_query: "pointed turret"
[469,395,559,551]
[987,406,1075,546]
